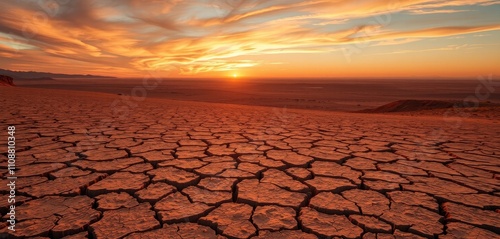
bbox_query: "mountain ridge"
[0,68,115,79]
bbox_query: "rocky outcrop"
[361,100,454,113]
[0,75,15,86]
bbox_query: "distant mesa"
[360,100,457,113]
[0,68,115,79]
[24,77,55,81]
[0,75,15,86]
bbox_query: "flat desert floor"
[1,87,499,239]
[17,78,500,112]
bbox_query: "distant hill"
[359,99,497,113]
[360,100,454,113]
[0,68,115,79]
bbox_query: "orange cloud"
[0,0,499,77]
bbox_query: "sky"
[0,0,499,79]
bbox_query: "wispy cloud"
[375,43,499,55]
[409,9,469,15]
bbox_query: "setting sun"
[232,73,238,78]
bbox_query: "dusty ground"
[16,78,500,112]
[0,87,499,239]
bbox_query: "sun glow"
[232,73,238,78]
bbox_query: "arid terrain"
[1,87,499,239]
[16,78,500,112]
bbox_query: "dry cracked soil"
[0,87,499,239]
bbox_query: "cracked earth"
[1,88,499,239]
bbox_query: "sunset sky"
[0,0,499,79]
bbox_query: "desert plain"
[0,80,499,239]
